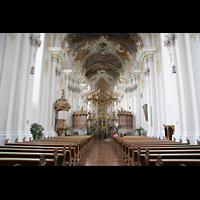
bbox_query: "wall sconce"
[172,65,176,73]
[30,66,34,74]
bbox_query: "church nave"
[77,140,127,166]
[0,33,200,167]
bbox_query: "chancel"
[0,33,200,166]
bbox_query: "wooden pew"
[1,135,94,166]
[0,145,72,166]
[4,141,78,165]
[149,154,200,166]
[128,145,200,166]
[142,149,200,166]
[111,135,200,166]
[0,153,52,166]
[2,135,94,166]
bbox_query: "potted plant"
[86,130,91,135]
[135,127,144,136]
[30,123,44,140]
[64,126,72,136]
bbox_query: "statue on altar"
[61,89,65,98]
[101,117,104,131]
[88,111,92,119]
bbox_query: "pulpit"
[54,89,71,136]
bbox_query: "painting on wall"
[142,104,148,121]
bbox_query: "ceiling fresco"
[85,63,120,80]
[68,33,137,44]
[90,76,114,89]
[84,52,122,70]
[63,33,144,92]
[68,33,139,53]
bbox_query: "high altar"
[87,78,118,139]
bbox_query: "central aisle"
[77,140,127,166]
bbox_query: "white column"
[148,54,158,137]
[174,33,199,144]
[47,54,57,136]
[11,34,31,142]
[154,52,165,139]
[184,33,200,143]
[39,52,51,136]
[143,57,152,137]
[0,33,23,144]
[135,75,141,131]
[23,45,36,139]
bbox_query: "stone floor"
[77,140,127,166]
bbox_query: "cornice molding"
[48,47,68,62]
[136,47,158,62]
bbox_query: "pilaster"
[148,54,158,137]
[136,46,158,137]
[46,47,64,136]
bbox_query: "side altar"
[73,107,87,130]
[117,107,134,135]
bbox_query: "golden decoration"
[87,78,118,104]
[54,89,71,136]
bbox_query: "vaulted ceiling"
[64,33,142,90]
[68,33,139,53]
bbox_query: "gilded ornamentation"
[156,59,161,74]
[55,67,62,76]
[68,84,81,93]
[74,107,87,115]
[8,33,16,42]
[117,107,132,115]
[125,84,137,93]
[29,33,42,49]
[143,67,150,76]
[163,33,175,49]
[54,89,71,136]
[87,78,117,103]
[191,33,198,42]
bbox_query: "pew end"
[5,139,9,144]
